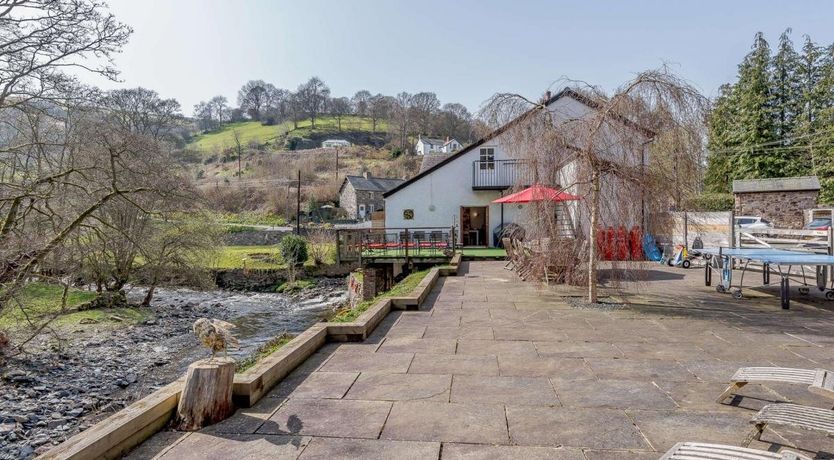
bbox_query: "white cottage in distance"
[321,139,351,148]
[414,135,462,155]
[383,88,654,247]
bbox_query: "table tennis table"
[699,247,834,309]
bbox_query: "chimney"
[363,171,371,179]
[445,136,450,142]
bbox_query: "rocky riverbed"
[0,278,346,459]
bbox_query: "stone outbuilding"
[338,173,405,221]
[732,176,820,228]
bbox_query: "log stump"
[175,358,236,431]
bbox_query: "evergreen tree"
[704,30,834,197]
[811,44,834,202]
[770,29,802,144]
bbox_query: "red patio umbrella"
[492,184,582,204]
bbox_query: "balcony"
[472,159,530,190]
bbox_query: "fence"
[336,226,456,263]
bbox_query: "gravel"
[0,279,346,459]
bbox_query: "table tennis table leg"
[763,263,769,285]
[780,275,790,310]
[705,262,711,286]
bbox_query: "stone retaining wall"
[40,256,460,460]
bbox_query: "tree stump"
[175,358,236,431]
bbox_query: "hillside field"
[189,115,389,152]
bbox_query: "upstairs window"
[479,147,495,170]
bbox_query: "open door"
[460,206,489,247]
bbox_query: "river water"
[125,282,346,369]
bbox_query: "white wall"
[385,95,651,246]
[386,133,527,246]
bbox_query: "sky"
[82,0,834,116]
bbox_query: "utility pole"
[296,170,301,235]
[335,147,339,182]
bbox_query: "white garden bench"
[661,441,811,460]
[717,367,834,404]
[743,403,834,448]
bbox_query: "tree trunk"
[587,169,601,303]
[175,358,236,431]
[141,282,156,307]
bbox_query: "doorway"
[461,206,489,247]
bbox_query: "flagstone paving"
[129,262,834,459]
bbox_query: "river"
[0,280,346,459]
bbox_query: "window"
[479,147,495,170]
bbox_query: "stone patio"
[130,261,834,459]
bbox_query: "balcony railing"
[472,159,530,190]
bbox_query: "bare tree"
[352,90,372,116]
[392,92,414,151]
[193,101,215,131]
[233,129,243,179]
[368,94,391,133]
[411,92,441,135]
[329,97,352,131]
[237,80,278,121]
[102,87,182,141]
[0,0,131,111]
[482,67,708,302]
[296,77,330,128]
[437,102,473,141]
[208,96,229,127]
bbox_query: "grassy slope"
[190,116,389,152]
[209,244,335,270]
[0,282,150,330]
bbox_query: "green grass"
[209,243,336,270]
[210,245,284,269]
[274,279,316,293]
[191,121,284,151]
[236,333,294,372]
[461,248,507,257]
[330,269,430,323]
[189,116,389,152]
[0,282,151,330]
[214,211,288,227]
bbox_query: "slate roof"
[732,176,820,194]
[385,87,655,198]
[341,175,405,193]
[419,153,453,173]
[419,137,446,146]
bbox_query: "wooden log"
[174,358,235,431]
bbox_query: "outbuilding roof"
[419,152,453,173]
[340,175,405,194]
[732,176,820,194]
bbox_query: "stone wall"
[224,229,289,246]
[734,190,818,229]
[361,266,391,300]
[339,186,385,220]
[340,183,358,219]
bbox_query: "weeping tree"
[482,67,708,302]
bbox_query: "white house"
[383,88,653,247]
[415,135,462,155]
[322,139,351,148]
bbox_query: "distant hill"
[188,115,389,152]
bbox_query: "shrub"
[280,235,308,266]
[684,192,734,212]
